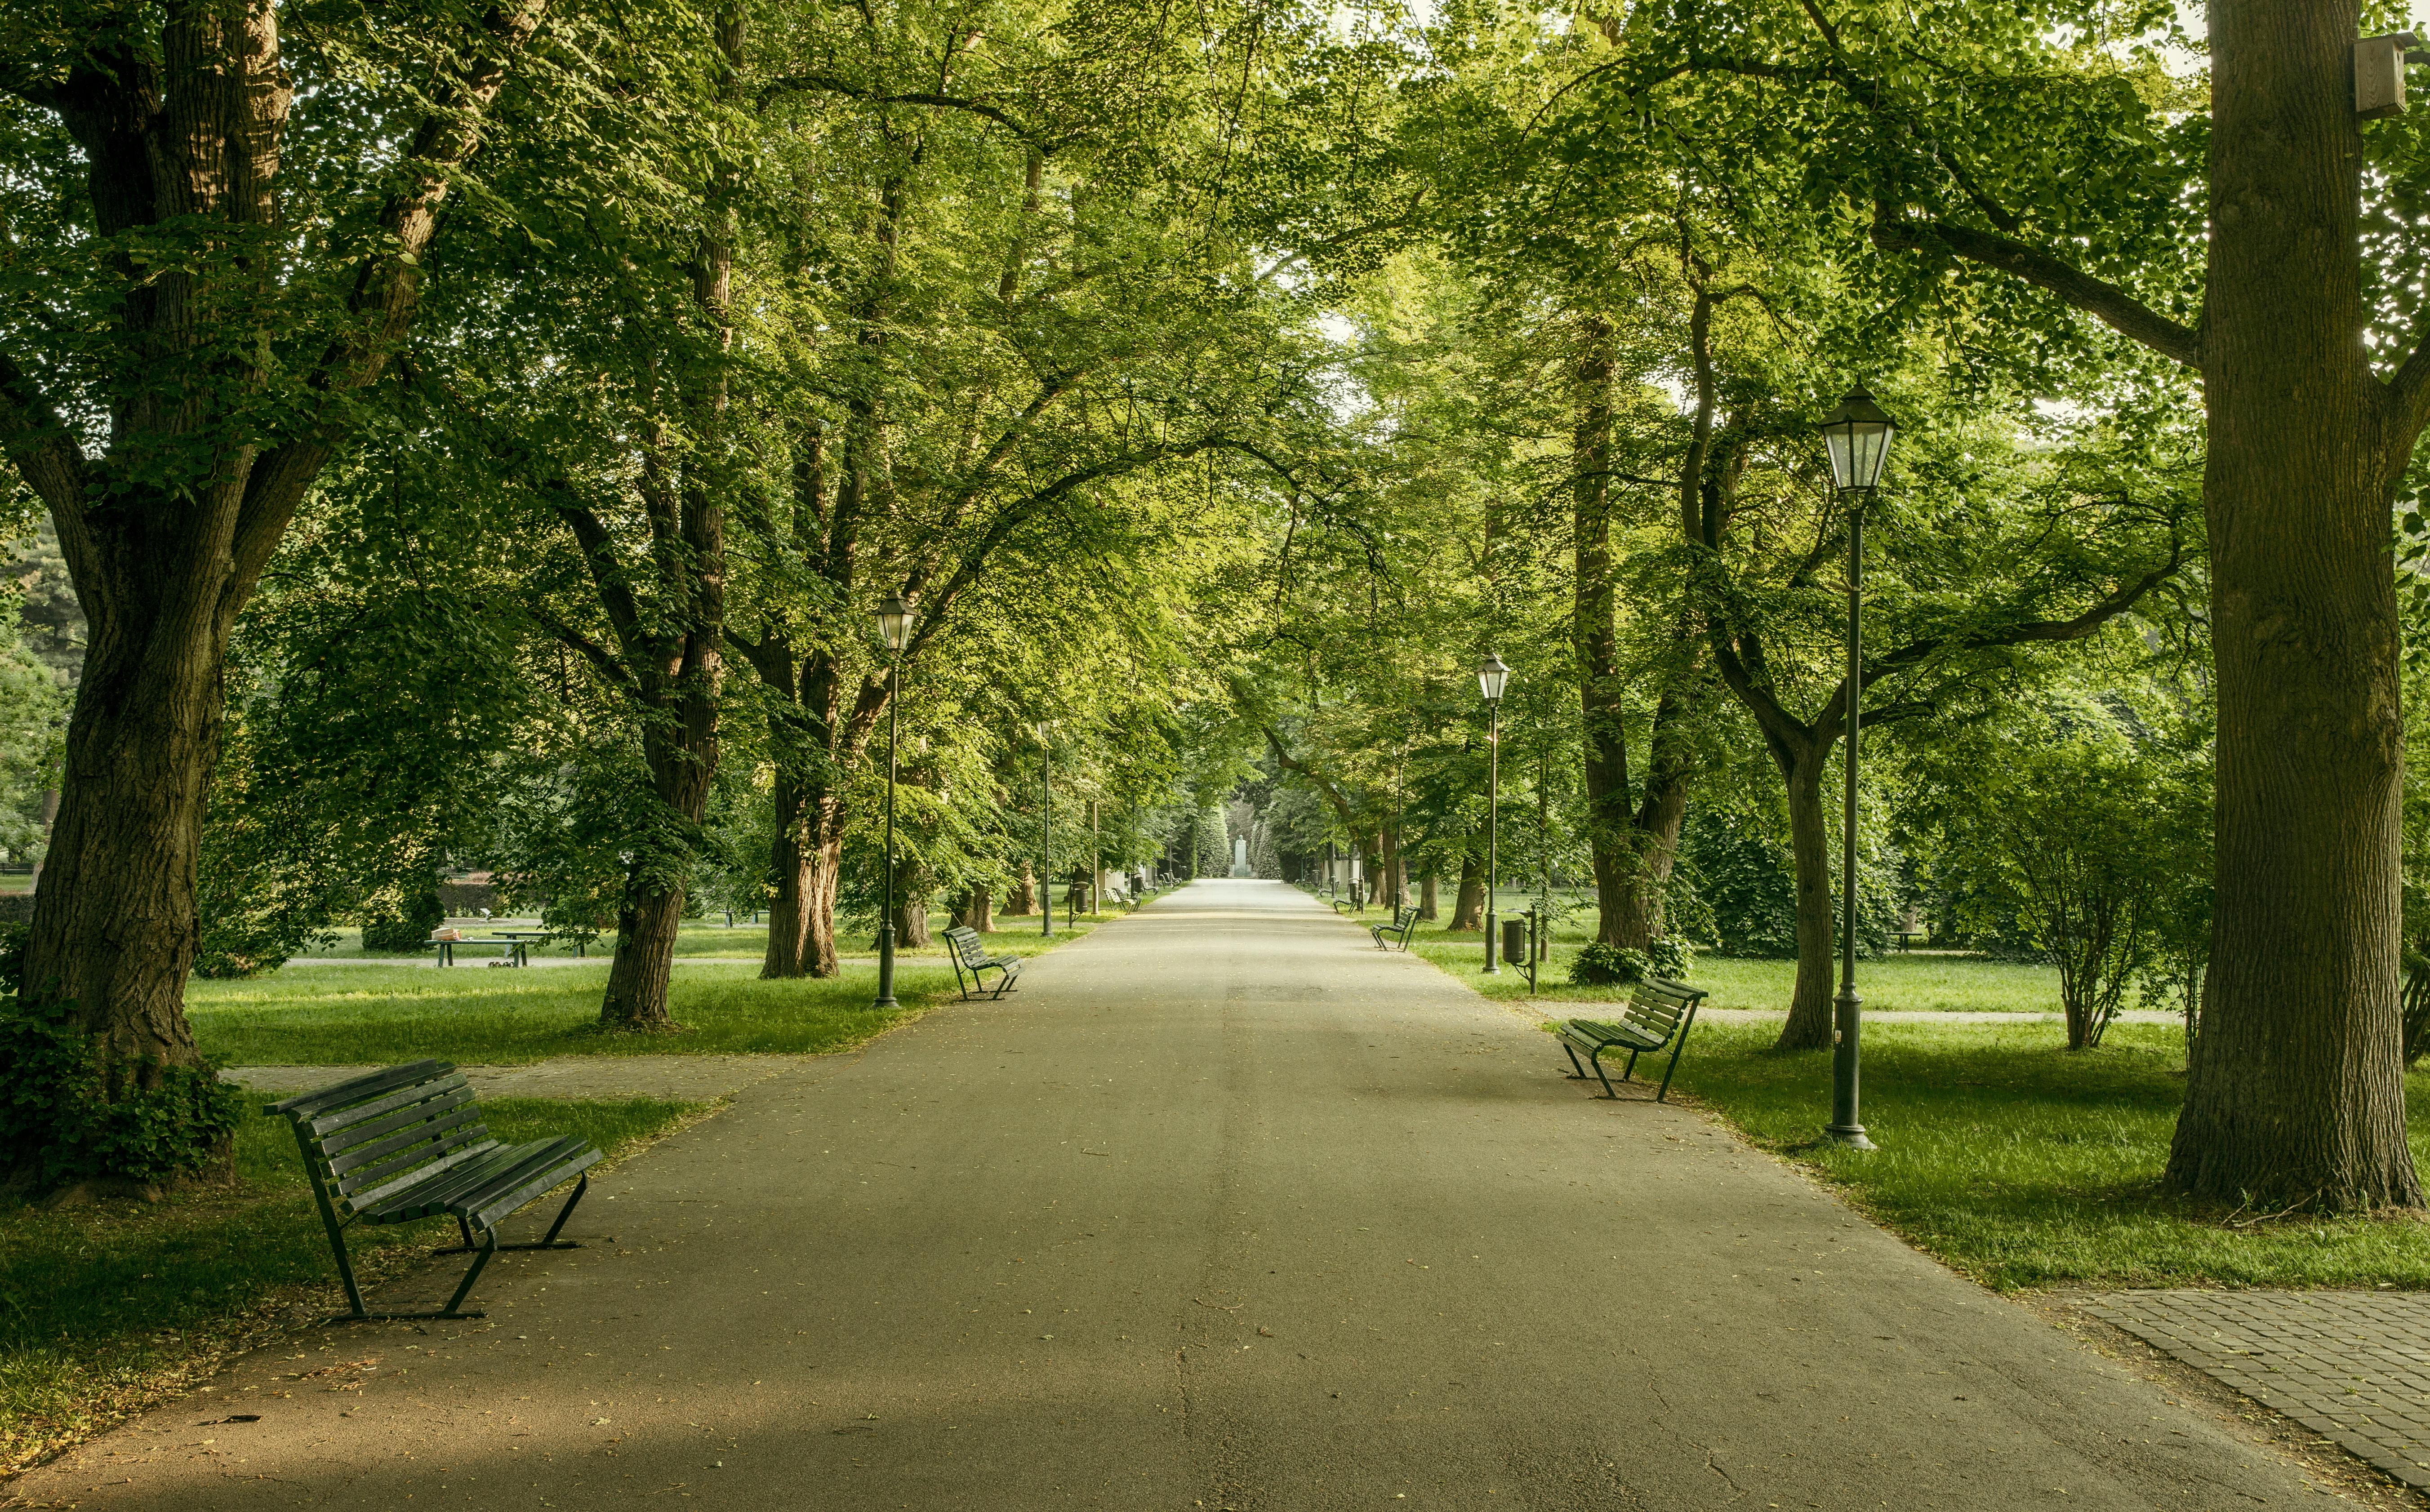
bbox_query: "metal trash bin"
[1501,918,1527,965]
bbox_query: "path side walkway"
[220,1054,802,1103]
[14,880,2323,1510]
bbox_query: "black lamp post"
[1477,652,1510,974]
[1036,720,1054,937]
[1818,383,1896,1151]
[872,591,915,1011]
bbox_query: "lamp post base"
[1482,910,1500,974]
[872,925,897,1013]
[1823,1123,1876,1151]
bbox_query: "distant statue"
[1231,836,1251,877]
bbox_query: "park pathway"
[12,881,2328,1511]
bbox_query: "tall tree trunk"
[895,863,931,948]
[2165,0,2421,1209]
[799,821,843,977]
[955,883,993,933]
[1775,738,1838,1052]
[762,768,810,978]
[1380,823,1403,910]
[1450,849,1485,931]
[1603,685,1696,949]
[1571,311,1642,950]
[1007,860,1036,915]
[1419,872,1438,921]
[25,634,220,1068]
[5,0,543,1124]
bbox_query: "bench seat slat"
[335,1119,497,1196]
[307,1072,471,1140]
[365,1138,587,1229]
[268,1059,454,1120]
[397,1136,591,1222]
[356,1143,537,1225]
[467,1141,605,1233]
[327,1099,485,1178]
[318,1083,478,1157]
[345,1138,507,1216]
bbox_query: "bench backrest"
[265,1060,501,1218]
[943,925,992,966]
[1620,976,1707,1042]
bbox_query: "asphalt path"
[12,880,2323,1510]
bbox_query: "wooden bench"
[430,932,528,967]
[267,1060,601,1322]
[1553,976,1709,1103]
[1368,904,1422,952]
[944,925,1022,1001]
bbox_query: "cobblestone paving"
[2083,1289,2430,1491]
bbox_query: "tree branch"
[1870,213,2200,369]
[525,601,636,693]
[758,71,1046,147]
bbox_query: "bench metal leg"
[432,1175,587,1254]
[322,1230,494,1325]
[1653,1006,1700,1104]
[1586,1046,1620,1099]
[1560,1043,1589,1080]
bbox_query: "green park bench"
[944,925,1023,1000]
[267,1060,601,1323]
[1553,977,1709,1103]
[1368,904,1422,951]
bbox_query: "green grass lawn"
[0,1096,696,1476]
[1634,1019,2430,1291]
[1400,916,2064,1014]
[195,919,1105,1065]
[297,909,1105,962]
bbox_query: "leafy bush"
[360,877,444,953]
[0,995,245,1187]
[1644,934,1694,980]
[1569,937,1695,987]
[0,919,23,996]
[1569,942,1648,986]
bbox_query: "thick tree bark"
[954,883,993,933]
[1419,873,1438,921]
[1380,823,1403,910]
[762,769,810,977]
[2163,0,2421,1208]
[1603,686,1694,949]
[1573,311,1640,948]
[895,864,932,948]
[1450,850,1485,932]
[1006,861,1036,916]
[1774,738,1839,1052]
[2,0,544,1098]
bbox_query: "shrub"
[0,995,246,1187]
[361,878,445,953]
[1569,942,1649,986]
[1570,937,1695,987]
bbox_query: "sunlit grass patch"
[1662,1020,2430,1291]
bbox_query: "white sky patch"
[1314,312,1360,345]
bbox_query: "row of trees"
[5,0,2430,1212]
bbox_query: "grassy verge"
[1401,921,2063,1013]
[1657,1019,2430,1291]
[193,919,1108,1065]
[0,1096,698,1476]
[296,911,1114,963]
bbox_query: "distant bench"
[1368,904,1421,952]
[944,925,1022,1001]
[267,1060,600,1322]
[1553,977,1709,1103]
[430,931,529,967]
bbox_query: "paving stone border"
[2082,1289,2430,1491]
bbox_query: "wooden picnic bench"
[267,1060,601,1323]
[1368,904,1422,952]
[430,930,529,967]
[944,925,1022,1001]
[1553,976,1709,1103]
